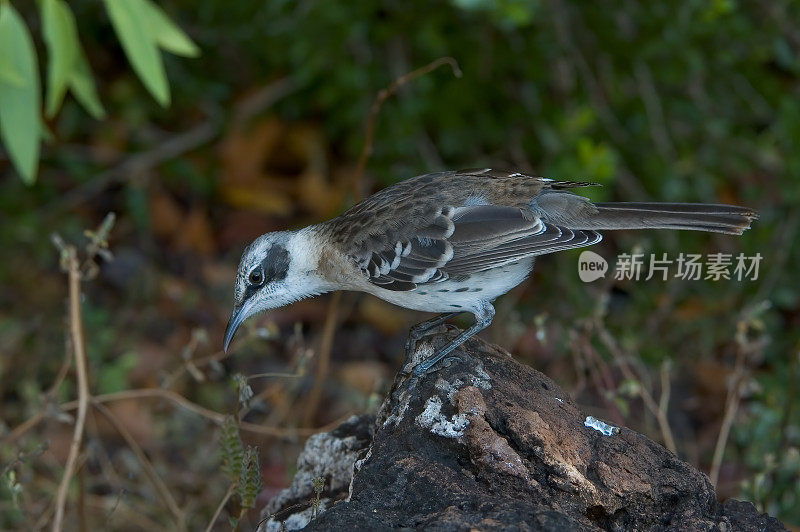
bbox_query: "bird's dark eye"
[248,269,264,285]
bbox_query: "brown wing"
[319,170,601,291]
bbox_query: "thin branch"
[4,411,47,444]
[160,348,232,389]
[658,360,672,429]
[634,60,676,159]
[246,371,303,381]
[90,400,186,531]
[355,56,462,194]
[231,78,296,127]
[204,484,235,532]
[304,57,462,425]
[43,77,295,217]
[4,387,351,447]
[709,330,749,486]
[303,291,342,426]
[596,321,677,454]
[53,248,91,532]
[47,334,73,401]
[39,478,169,532]
[576,327,624,425]
[43,122,217,218]
[73,389,347,437]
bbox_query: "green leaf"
[103,0,169,106]
[42,0,78,117]
[69,51,106,119]
[42,0,104,119]
[0,2,41,184]
[0,52,25,86]
[139,0,200,57]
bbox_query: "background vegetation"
[1,0,799,529]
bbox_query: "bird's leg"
[413,302,495,376]
[405,312,461,356]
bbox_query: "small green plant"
[219,413,262,527]
[311,477,325,519]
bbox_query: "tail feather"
[586,202,758,235]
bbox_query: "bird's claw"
[412,353,463,376]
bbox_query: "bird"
[224,168,757,375]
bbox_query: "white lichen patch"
[348,446,372,501]
[434,360,492,401]
[381,386,413,428]
[261,501,327,532]
[584,416,619,436]
[471,361,492,389]
[415,396,469,438]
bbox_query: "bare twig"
[303,57,462,425]
[575,325,624,425]
[246,371,303,381]
[52,247,91,532]
[43,122,217,217]
[634,60,675,159]
[38,479,168,532]
[354,56,461,191]
[74,389,349,437]
[231,78,296,127]
[90,400,186,530]
[5,387,350,448]
[658,359,673,429]
[709,325,749,487]
[204,484,235,532]
[596,320,678,454]
[4,410,49,444]
[46,337,73,402]
[43,77,296,217]
[303,291,342,426]
[161,348,232,389]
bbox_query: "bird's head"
[223,229,330,352]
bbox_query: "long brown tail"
[587,202,758,235]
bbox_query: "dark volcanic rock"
[261,330,785,531]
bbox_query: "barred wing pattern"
[353,204,601,291]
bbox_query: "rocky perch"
[260,329,786,531]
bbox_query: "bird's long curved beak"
[224,305,246,353]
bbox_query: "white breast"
[363,257,535,314]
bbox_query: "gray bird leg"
[405,312,461,356]
[413,302,495,376]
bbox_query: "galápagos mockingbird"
[224,168,757,375]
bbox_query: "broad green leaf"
[42,0,79,117]
[0,2,41,184]
[69,51,106,119]
[139,0,200,57]
[0,52,25,86]
[104,0,169,106]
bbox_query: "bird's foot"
[412,353,464,376]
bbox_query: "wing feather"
[353,205,601,290]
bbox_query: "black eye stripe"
[244,245,289,290]
[260,245,290,283]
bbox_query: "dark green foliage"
[1,0,799,526]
